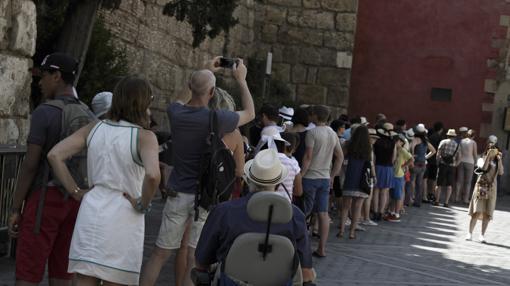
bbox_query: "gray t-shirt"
[167,102,239,194]
[304,126,341,179]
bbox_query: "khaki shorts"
[156,192,208,250]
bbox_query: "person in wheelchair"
[192,149,316,286]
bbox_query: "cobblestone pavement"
[2,195,510,285]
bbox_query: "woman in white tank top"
[48,76,160,285]
[456,129,478,204]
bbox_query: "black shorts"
[333,176,342,198]
[436,164,454,187]
[425,164,438,180]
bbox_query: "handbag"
[360,160,373,194]
[476,159,498,200]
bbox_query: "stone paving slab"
[1,196,510,285]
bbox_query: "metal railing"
[0,145,25,257]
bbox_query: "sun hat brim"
[244,159,289,187]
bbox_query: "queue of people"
[6,52,506,286]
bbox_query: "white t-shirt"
[459,138,477,164]
[276,153,301,202]
[304,126,342,179]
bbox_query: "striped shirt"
[277,153,301,202]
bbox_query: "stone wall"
[0,0,36,144]
[251,0,358,118]
[102,0,358,125]
[100,0,256,130]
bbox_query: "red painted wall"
[349,0,510,134]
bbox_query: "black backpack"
[442,141,459,165]
[195,111,236,220]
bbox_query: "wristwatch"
[135,198,152,214]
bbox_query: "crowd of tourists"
[6,52,505,286]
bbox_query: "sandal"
[312,250,326,258]
[336,231,344,238]
[349,233,356,240]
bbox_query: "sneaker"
[345,218,351,226]
[355,225,367,231]
[479,235,486,243]
[465,233,472,241]
[385,214,401,222]
[360,220,378,226]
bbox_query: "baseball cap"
[39,53,79,75]
[91,92,113,117]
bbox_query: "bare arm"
[498,154,504,175]
[301,147,313,176]
[472,141,478,163]
[330,144,344,178]
[47,122,96,199]
[233,131,245,178]
[137,129,161,207]
[425,142,436,160]
[11,144,43,212]
[232,59,255,127]
[293,173,303,197]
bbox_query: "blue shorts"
[391,176,405,200]
[302,178,330,216]
[375,165,394,189]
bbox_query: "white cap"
[91,92,113,117]
[488,135,498,144]
[360,116,369,125]
[459,126,468,132]
[415,123,427,134]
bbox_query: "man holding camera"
[140,57,255,286]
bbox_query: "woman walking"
[48,75,160,285]
[466,135,504,243]
[338,126,375,239]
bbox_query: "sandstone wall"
[100,0,256,130]
[0,0,36,144]
[101,0,357,126]
[252,0,358,118]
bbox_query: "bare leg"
[103,280,125,286]
[379,188,389,214]
[316,212,330,256]
[176,221,191,286]
[435,186,441,204]
[140,246,173,286]
[336,197,343,220]
[363,190,373,221]
[469,215,477,234]
[481,216,490,236]
[372,188,380,215]
[183,247,196,286]
[350,198,364,238]
[73,274,98,286]
[445,186,452,205]
[339,197,352,236]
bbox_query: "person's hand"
[123,192,138,209]
[205,56,223,73]
[232,58,247,83]
[8,212,20,238]
[70,188,90,202]
[329,177,335,189]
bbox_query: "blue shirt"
[195,192,313,268]
[167,102,239,194]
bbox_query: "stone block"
[0,0,8,18]
[0,119,20,144]
[267,0,302,7]
[281,46,301,64]
[9,0,36,57]
[265,6,287,25]
[336,52,353,68]
[297,84,327,104]
[324,31,354,50]
[272,63,291,82]
[484,79,498,93]
[287,83,297,100]
[327,86,349,107]
[317,67,350,86]
[0,18,8,49]
[262,24,279,43]
[500,15,510,27]
[321,0,358,12]
[307,67,317,84]
[303,0,321,8]
[319,48,338,67]
[0,55,31,117]
[299,47,321,65]
[292,65,307,83]
[287,9,334,30]
[278,27,323,46]
[336,13,357,32]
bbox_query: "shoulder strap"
[130,127,143,166]
[279,183,292,201]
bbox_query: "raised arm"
[426,142,437,160]
[47,122,97,200]
[232,59,255,127]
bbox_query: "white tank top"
[86,120,145,197]
[459,138,476,164]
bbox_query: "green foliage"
[76,17,129,105]
[163,0,240,47]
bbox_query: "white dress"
[68,120,145,285]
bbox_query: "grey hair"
[189,69,216,97]
[209,87,236,111]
